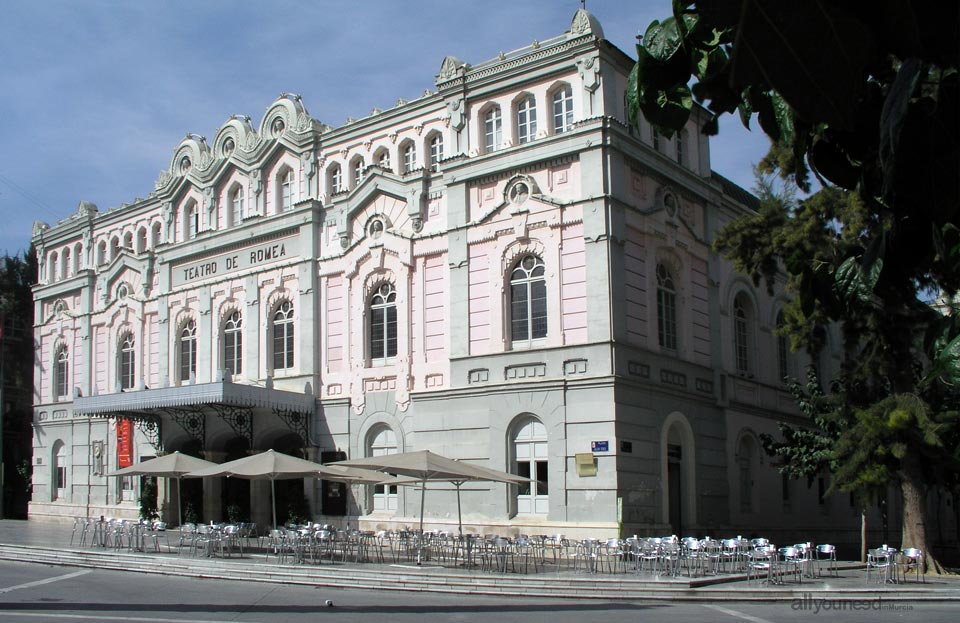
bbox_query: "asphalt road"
[0,560,953,623]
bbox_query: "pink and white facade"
[30,10,871,544]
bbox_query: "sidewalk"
[1,519,958,602]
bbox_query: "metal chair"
[815,543,837,577]
[898,548,924,583]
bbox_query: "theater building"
[29,10,874,543]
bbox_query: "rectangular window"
[530,280,547,339]
[517,462,531,497]
[535,460,548,496]
[484,109,502,153]
[510,283,529,342]
[657,289,677,350]
[56,466,67,490]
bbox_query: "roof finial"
[580,0,586,8]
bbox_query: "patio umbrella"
[185,449,327,529]
[332,450,530,539]
[106,451,216,527]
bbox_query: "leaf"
[643,18,683,62]
[879,57,923,198]
[809,138,860,189]
[642,83,693,132]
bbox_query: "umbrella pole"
[455,481,464,538]
[417,478,426,565]
[177,476,183,528]
[271,479,277,531]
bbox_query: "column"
[201,450,226,523]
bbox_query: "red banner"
[116,419,133,468]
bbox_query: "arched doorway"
[661,413,696,535]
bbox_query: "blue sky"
[0,0,772,258]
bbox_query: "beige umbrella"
[106,451,216,527]
[185,449,327,529]
[332,450,530,540]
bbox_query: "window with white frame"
[54,442,66,500]
[136,227,147,253]
[97,241,107,266]
[272,300,295,371]
[516,95,537,144]
[514,418,548,515]
[329,164,343,195]
[279,168,294,212]
[552,85,574,134]
[369,282,397,362]
[73,243,82,273]
[370,427,398,512]
[509,254,547,343]
[223,311,243,377]
[656,263,678,351]
[47,252,57,283]
[151,223,162,249]
[119,333,135,390]
[231,186,244,225]
[733,295,751,373]
[483,106,502,153]
[179,320,197,383]
[352,157,366,187]
[55,344,70,400]
[375,147,390,170]
[61,248,70,279]
[428,133,443,171]
[401,142,416,174]
[184,201,198,240]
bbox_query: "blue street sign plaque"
[591,440,609,452]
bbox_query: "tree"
[629,1,960,572]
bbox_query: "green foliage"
[139,477,159,522]
[226,504,243,524]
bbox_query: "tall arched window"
[184,201,198,240]
[110,236,120,260]
[513,418,548,515]
[776,310,789,382]
[151,222,162,249]
[483,106,502,153]
[278,168,294,212]
[552,85,574,134]
[656,263,678,350]
[97,241,107,266]
[231,186,244,226]
[55,345,70,400]
[272,301,295,371]
[53,441,66,501]
[73,242,82,273]
[328,164,342,195]
[118,333,136,390]
[48,251,57,282]
[369,427,398,511]
[374,147,391,171]
[179,320,197,384]
[223,311,243,377]
[733,295,751,373]
[509,254,547,343]
[369,283,397,362]
[351,156,366,187]
[428,133,443,171]
[401,141,417,174]
[123,232,134,249]
[136,227,147,253]
[516,95,537,144]
[61,247,71,279]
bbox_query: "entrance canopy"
[72,381,316,417]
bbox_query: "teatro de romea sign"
[172,236,299,286]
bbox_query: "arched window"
[351,156,366,187]
[369,283,397,362]
[223,311,243,377]
[151,222,162,249]
[136,227,147,254]
[272,301,295,371]
[513,418,548,515]
[110,236,120,260]
[61,247,71,280]
[401,141,417,174]
[55,344,70,400]
[230,186,244,226]
[374,147,391,171]
[776,310,789,382]
[278,168,294,213]
[369,427,398,511]
[118,333,136,390]
[179,320,197,384]
[123,231,134,249]
[48,251,58,282]
[53,441,66,501]
[328,164,342,195]
[509,254,547,343]
[516,95,537,144]
[183,201,198,240]
[428,133,443,172]
[483,106,502,153]
[97,241,107,266]
[733,294,751,373]
[73,242,82,274]
[552,85,574,134]
[656,263,678,350]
